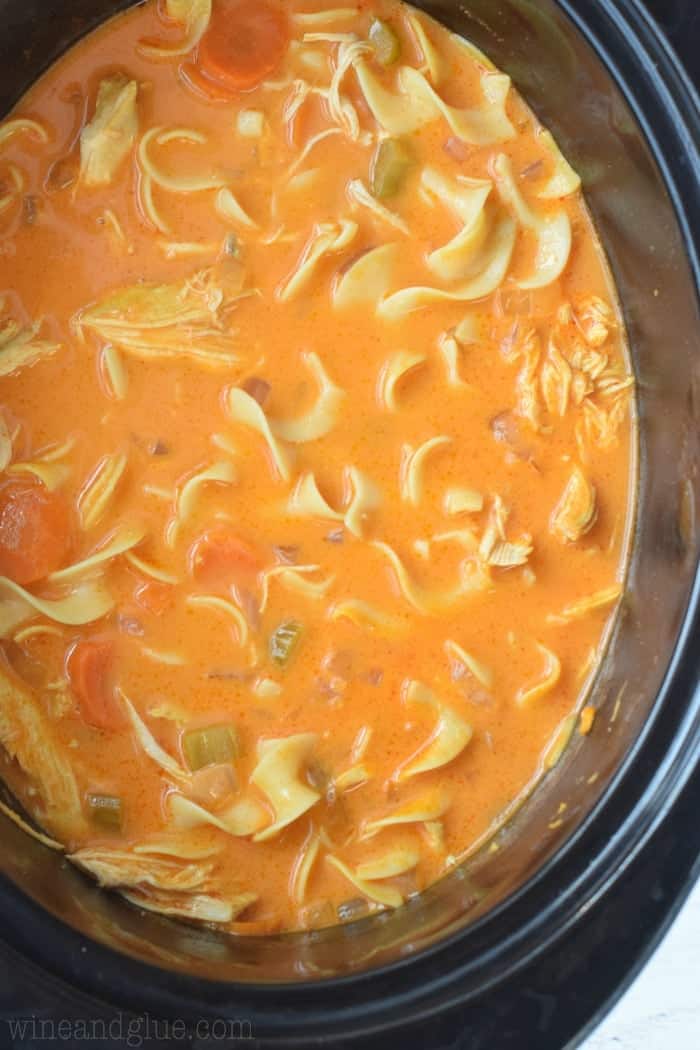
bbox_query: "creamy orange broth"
[0,0,635,931]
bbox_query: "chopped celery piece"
[183,724,238,771]
[87,793,123,830]
[369,18,401,66]
[371,138,414,200]
[269,619,303,667]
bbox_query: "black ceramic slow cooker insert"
[0,1,698,1046]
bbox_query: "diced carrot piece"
[180,61,241,102]
[189,526,260,585]
[197,0,289,92]
[66,640,117,731]
[0,477,72,584]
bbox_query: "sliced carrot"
[189,525,260,585]
[66,640,117,731]
[197,0,289,91]
[180,61,240,103]
[0,477,72,584]
[134,579,173,616]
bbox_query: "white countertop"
[583,877,700,1048]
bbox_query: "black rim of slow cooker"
[0,0,698,1043]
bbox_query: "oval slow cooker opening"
[0,0,698,1037]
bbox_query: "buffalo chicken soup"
[0,0,635,932]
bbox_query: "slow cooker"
[0,0,698,1046]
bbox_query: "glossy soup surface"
[0,0,635,932]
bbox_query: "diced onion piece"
[237,109,265,138]
[368,18,401,66]
[253,677,282,698]
[443,487,484,515]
